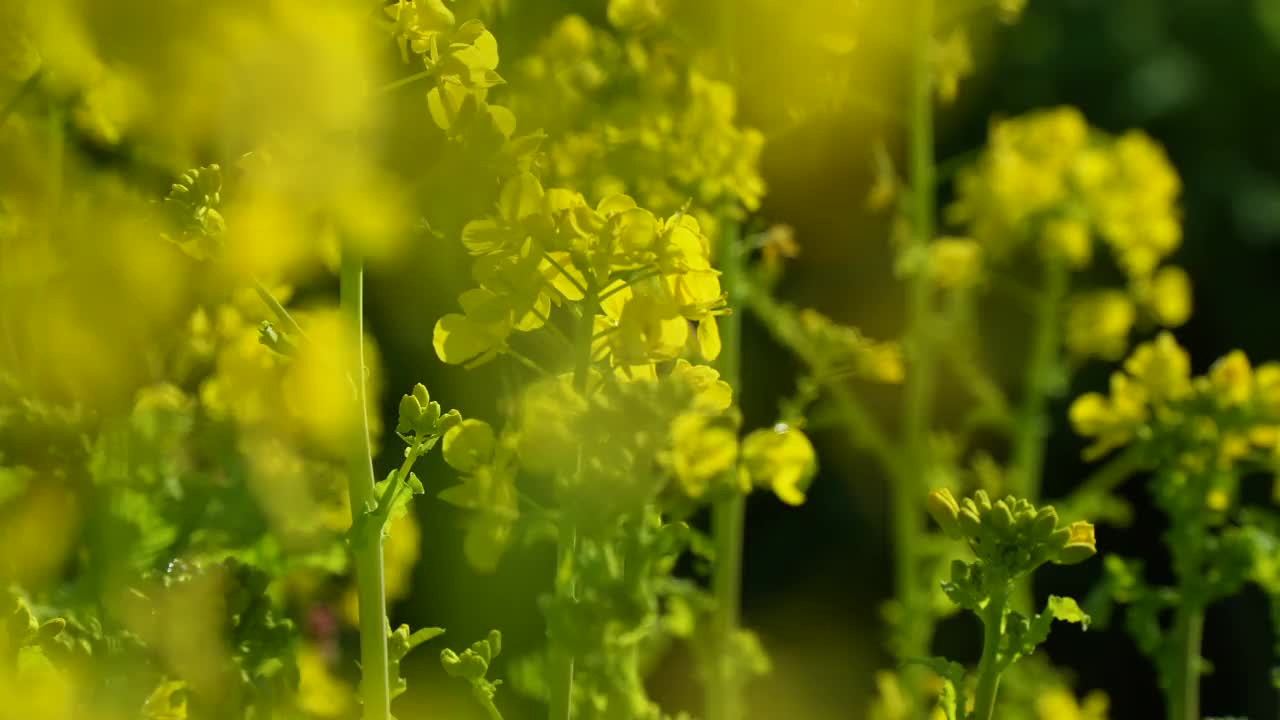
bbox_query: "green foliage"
[924,490,1096,720]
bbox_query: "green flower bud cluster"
[928,488,1097,578]
[161,164,226,260]
[441,630,505,712]
[396,382,461,439]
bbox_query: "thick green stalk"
[339,248,392,720]
[1167,604,1204,720]
[896,0,938,709]
[708,215,745,720]
[971,587,1008,720]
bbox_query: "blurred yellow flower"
[1066,291,1135,361]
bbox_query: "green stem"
[549,275,598,720]
[896,0,937,709]
[1008,259,1068,503]
[1007,259,1067,614]
[971,587,1008,720]
[340,248,392,720]
[377,68,435,96]
[708,214,746,720]
[739,279,899,475]
[1053,444,1146,521]
[482,698,506,720]
[253,276,310,344]
[1167,603,1204,720]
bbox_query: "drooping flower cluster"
[947,108,1191,360]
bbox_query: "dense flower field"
[0,1,1277,719]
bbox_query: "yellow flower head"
[1041,217,1093,268]
[1066,291,1135,361]
[1124,332,1192,403]
[1057,521,1097,565]
[740,424,818,505]
[1209,349,1253,407]
[928,237,984,290]
[1140,265,1193,327]
[668,411,739,498]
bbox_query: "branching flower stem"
[339,247,392,720]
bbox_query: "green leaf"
[1046,595,1091,628]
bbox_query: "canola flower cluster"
[945,108,1192,361]
[1071,331,1280,501]
[511,7,765,229]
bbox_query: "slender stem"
[504,347,553,377]
[896,0,937,710]
[377,68,435,96]
[0,67,42,130]
[549,275,598,720]
[1053,444,1146,521]
[340,248,392,720]
[1008,259,1067,502]
[253,276,311,344]
[373,442,430,528]
[1006,259,1067,614]
[1167,504,1206,720]
[971,587,1008,720]
[739,278,899,474]
[708,213,746,720]
[1167,604,1204,720]
[543,252,590,299]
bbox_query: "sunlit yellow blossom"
[1139,265,1193,327]
[1065,291,1135,360]
[1206,488,1231,512]
[1057,521,1097,565]
[668,412,739,498]
[1042,217,1093,268]
[928,237,984,289]
[1124,332,1192,403]
[740,425,818,505]
[1069,373,1148,459]
[670,359,733,412]
[1209,350,1253,407]
[950,108,1182,295]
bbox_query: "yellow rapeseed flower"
[1140,265,1193,327]
[1123,332,1192,403]
[928,237,984,290]
[1209,350,1253,407]
[1065,291,1135,360]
